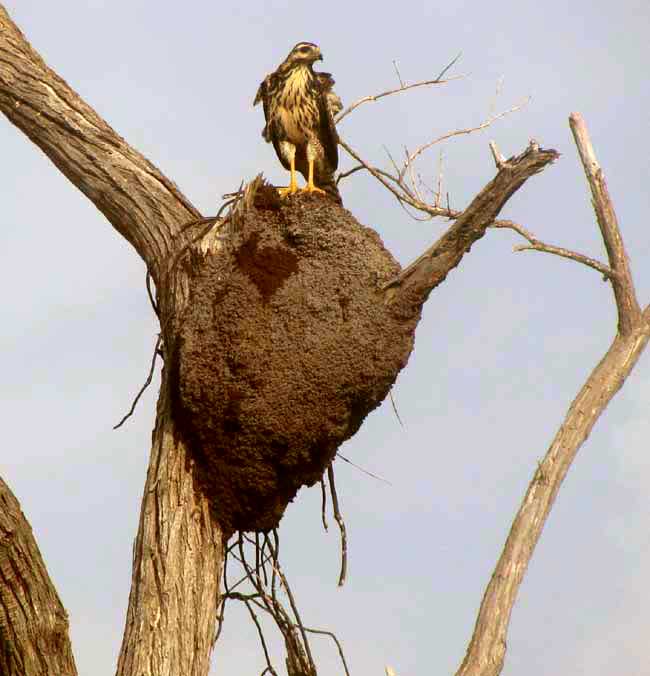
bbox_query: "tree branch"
[492,219,615,279]
[455,115,650,676]
[0,7,224,676]
[0,477,77,676]
[398,99,529,183]
[383,142,560,308]
[0,5,200,278]
[569,112,641,334]
[335,54,463,125]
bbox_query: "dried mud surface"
[172,187,420,534]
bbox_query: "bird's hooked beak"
[316,48,323,61]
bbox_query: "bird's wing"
[315,77,339,171]
[253,76,267,107]
[255,74,291,171]
[254,76,273,142]
[316,72,343,117]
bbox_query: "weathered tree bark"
[0,479,77,676]
[455,114,650,676]
[0,6,223,676]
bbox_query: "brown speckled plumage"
[254,42,341,202]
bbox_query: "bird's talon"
[301,184,327,195]
[278,185,299,197]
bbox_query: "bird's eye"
[300,46,310,53]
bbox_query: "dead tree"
[4,6,642,676]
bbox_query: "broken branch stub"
[171,142,557,536]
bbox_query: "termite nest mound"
[171,182,420,536]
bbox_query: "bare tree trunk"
[115,372,224,676]
[0,6,223,675]
[0,478,77,676]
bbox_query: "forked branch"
[335,52,463,124]
[569,112,641,333]
[492,219,615,279]
[455,115,650,676]
[383,141,559,307]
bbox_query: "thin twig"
[227,553,274,594]
[163,196,237,284]
[336,453,392,485]
[113,334,162,429]
[435,51,463,81]
[243,600,278,676]
[226,529,353,676]
[491,220,615,278]
[389,389,404,428]
[302,626,352,676]
[336,74,462,124]
[320,477,328,531]
[270,531,279,611]
[339,100,526,222]
[338,136,430,214]
[327,463,348,586]
[513,243,614,277]
[336,164,367,184]
[383,144,402,177]
[392,59,405,88]
[435,150,445,208]
[399,99,529,183]
[145,267,159,317]
[214,544,231,647]
[263,535,316,674]
[214,597,227,647]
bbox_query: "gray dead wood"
[455,114,650,676]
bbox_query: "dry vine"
[218,531,351,676]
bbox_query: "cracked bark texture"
[0,479,77,676]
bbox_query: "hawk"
[254,42,341,202]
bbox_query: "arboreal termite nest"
[169,142,559,535]
[171,181,420,535]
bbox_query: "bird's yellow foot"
[300,183,326,195]
[278,182,299,197]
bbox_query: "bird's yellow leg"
[301,158,326,194]
[278,154,299,197]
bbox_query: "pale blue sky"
[2,1,650,675]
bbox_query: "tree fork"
[0,6,223,676]
[0,5,560,676]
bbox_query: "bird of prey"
[254,42,341,201]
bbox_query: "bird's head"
[285,42,323,66]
